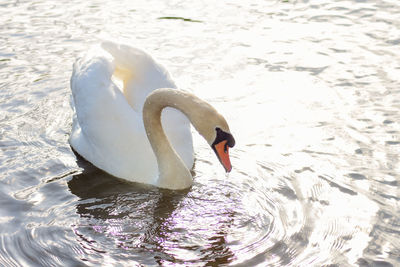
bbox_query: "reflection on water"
[67,156,271,265]
[1,0,400,266]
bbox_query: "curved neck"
[143,89,208,190]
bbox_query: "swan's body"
[70,42,234,190]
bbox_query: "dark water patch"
[335,81,354,87]
[294,66,328,76]
[348,173,366,180]
[158,17,202,23]
[318,175,357,196]
[377,192,400,202]
[383,119,394,124]
[385,141,400,145]
[386,39,400,45]
[294,167,314,174]
[357,258,394,267]
[302,149,335,156]
[309,15,350,24]
[375,179,397,187]
[330,48,348,53]
[248,57,268,65]
[259,164,274,173]
[276,186,297,200]
[316,121,329,127]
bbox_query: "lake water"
[1,0,399,266]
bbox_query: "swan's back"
[69,42,194,184]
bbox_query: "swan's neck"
[143,89,199,190]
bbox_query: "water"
[1,0,399,266]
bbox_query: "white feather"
[69,42,194,185]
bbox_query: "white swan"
[69,42,235,190]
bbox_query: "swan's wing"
[69,44,194,184]
[100,41,194,168]
[101,41,177,112]
[101,41,155,75]
[69,50,158,182]
[70,49,141,136]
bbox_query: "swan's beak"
[213,140,232,172]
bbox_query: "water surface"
[0,0,399,266]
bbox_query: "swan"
[69,41,235,190]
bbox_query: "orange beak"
[213,140,232,172]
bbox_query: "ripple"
[157,17,202,23]
[1,0,400,265]
[56,144,314,266]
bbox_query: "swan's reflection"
[68,156,235,265]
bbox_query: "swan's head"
[211,127,235,172]
[189,101,235,173]
[192,106,235,172]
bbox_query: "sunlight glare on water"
[0,0,400,266]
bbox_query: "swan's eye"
[213,127,235,148]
